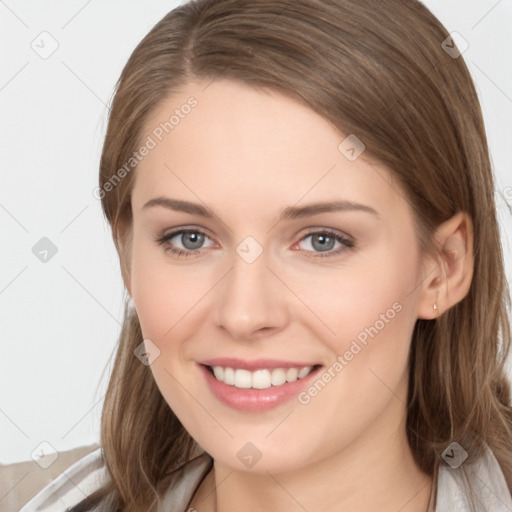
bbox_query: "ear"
[417,211,474,319]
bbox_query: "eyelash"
[154,228,355,259]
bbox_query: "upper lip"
[198,358,320,371]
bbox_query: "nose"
[214,249,290,341]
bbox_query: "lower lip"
[198,364,322,412]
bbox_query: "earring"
[433,290,439,312]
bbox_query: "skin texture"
[125,79,474,512]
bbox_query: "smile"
[198,359,323,412]
[209,365,314,389]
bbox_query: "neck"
[192,414,433,512]
[193,434,432,512]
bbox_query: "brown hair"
[72,0,512,509]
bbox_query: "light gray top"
[20,444,512,512]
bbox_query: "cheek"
[285,246,419,356]
[281,261,419,463]
[129,247,207,430]
[130,239,206,340]
[131,266,174,339]
[283,245,421,431]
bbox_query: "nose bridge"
[214,240,288,339]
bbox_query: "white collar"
[435,444,512,511]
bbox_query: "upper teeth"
[211,366,314,389]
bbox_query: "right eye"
[155,228,217,257]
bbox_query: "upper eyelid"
[160,226,350,238]
[159,226,215,240]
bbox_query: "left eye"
[295,230,354,256]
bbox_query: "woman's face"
[128,78,429,473]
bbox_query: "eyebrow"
[142,197,379,220]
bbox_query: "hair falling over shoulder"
[71,0,512,509]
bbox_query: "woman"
[22,0,512,510]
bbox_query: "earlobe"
[417,212,474,320]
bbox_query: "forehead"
[131,79,406,220]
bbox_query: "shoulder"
[435,444,512,511]
[19,448,107,512]
[20,448,213,512]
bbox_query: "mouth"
[197,359,323,412]
[203,364,320,389]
